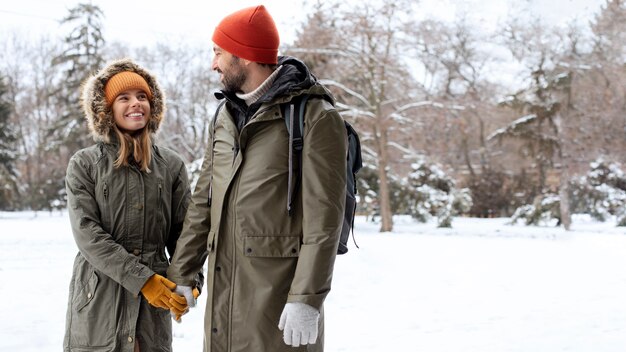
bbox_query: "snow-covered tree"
[404,159,472,228]
[131,42,218,163]
[509,193,561,226]
[592,0,626,62]
[50,3,106,153]
[492,17,597,230]
[570,159,626,225]
[0,34,69,210]
[510,159,626,227]
[286,0,429,232]
[356,163,411,221]
[0,75,20,210]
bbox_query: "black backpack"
[281,94,363,254]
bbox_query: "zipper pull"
[233,144,239,164]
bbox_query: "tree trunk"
[555,71,573,231]
[559,167,572,231]
[376,129,393,232]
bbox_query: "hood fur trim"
[81,58,165,142]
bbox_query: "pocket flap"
[243,236,300,257]
[75,271,99,312]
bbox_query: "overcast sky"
[0,0,608,49]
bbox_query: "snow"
[487,114,539,141]
[0,211,625,351]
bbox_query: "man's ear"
[241,58,253,66]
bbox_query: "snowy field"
[0,211,625,352]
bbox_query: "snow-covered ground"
[0,212,624,351]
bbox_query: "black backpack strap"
[345,121,363,250]
[208,100,227,207]
[283,94,310,216]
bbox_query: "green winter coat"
[167,56,347,352]
[63,59,193,352]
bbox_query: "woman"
[63,58,196,352]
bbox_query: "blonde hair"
[113,125,152,173]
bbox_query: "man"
[166,5,347,352]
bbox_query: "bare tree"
[287,0,430,232]
[132,42,218,162]
[0,33,66,210]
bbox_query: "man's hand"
[278,302,320,347]
[170,285,201,322]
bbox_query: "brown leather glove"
[140,274,184,310]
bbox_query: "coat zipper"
[232,144,239,165]
[157,182,163,227]
[102,182,109,227]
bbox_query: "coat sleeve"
[165,158,206,290]
[287,108,347,310]
[66,154,154,295]
[165,160,191,259]
[166,133,213,286]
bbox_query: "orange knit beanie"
[104,71,153,106]
[212,5,279,64]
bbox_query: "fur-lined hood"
[81,58,165,142]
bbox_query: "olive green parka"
[167,56,347,352]
[63,58,193,352]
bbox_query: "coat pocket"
[243,235,300,257]
[74,271,99,312]
[68,267,115,348]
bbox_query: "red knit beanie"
[212,5,280,64]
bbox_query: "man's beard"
[222,59,247,93]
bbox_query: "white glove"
[170,285,196,322]
[278,302,320,347]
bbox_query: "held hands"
[278,302,320,347]
[170,285,201,322]
[140,274,188,315]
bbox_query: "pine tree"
[404,159,472,228]
[492,20,588,229]
[570,159,626,224]
[0,75,20,210]
[50,3,105,153]
[592,0,626,62]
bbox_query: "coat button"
[133,249,140,256]
[128,336,133,343]
[246,248,252,254]
[212,328,218,333]
[291,248,297,254]
[216,266,221,272]
[136,204,143,210]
